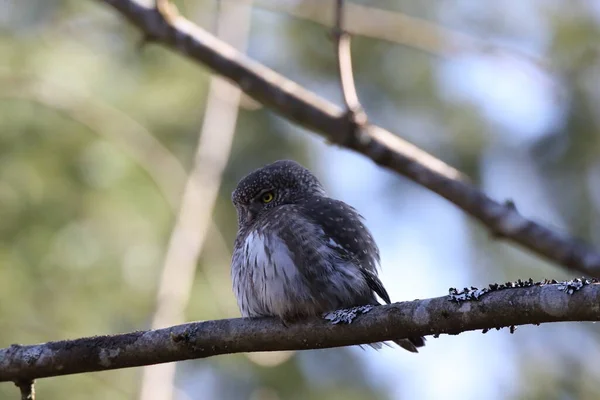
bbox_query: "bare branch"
[91,0,600,276]
[332,0,366,125]
[1,281,599,382]
[156,0,179,23]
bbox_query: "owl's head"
[232,160,325,226]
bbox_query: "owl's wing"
[298,198,392,305]
[360,268,391,304]
[299,197,380,269]
[249,205,379,312]
[263,201,422,350]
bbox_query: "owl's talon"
[323,305,373,325]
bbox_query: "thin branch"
[156,0,179,23]
[1,281,599,382]
[138,2,253,399]
[255,0,551,71]
[332,0,365,124]
[14,380,35,400]
[92,0,600,276]
[97,0,462,179]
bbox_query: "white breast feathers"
[241,230,301,317]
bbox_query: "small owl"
[231,160,425,352]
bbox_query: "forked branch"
[92,0,600,276]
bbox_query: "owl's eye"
[260,191,275,203]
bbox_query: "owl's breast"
[232,229,309,318]
[231,205,376,320]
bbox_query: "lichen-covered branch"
[1,281,600,382]
[90,0,600,276]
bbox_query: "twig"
[92,0,600,276]
[156,0,179,23]
[255,0,551,71]
[332,0,366,126]
[14,380,34,400]
[2,281,600,382]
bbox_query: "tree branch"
[91,0,600,276]
[332,0,366,123]
[1,281,599,382]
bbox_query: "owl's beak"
[247,203,263,221]
[238,206,256,225]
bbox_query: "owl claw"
[323,305,374,325]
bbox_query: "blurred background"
[2,0,600,399]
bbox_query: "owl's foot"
[323,305,373,325]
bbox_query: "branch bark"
[332,0,365,122]
[1,282,599,382]
[92,0,600,276]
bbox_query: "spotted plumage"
[231,160,425,352]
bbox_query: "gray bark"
[2,282,599,382]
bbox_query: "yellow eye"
[261,192,274,203]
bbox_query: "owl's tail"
[394,337,426,353]
[366,336,425,352]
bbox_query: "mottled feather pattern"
[231,160,425,352]
[232,204,372,319]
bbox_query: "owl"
[231,160,424,352]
